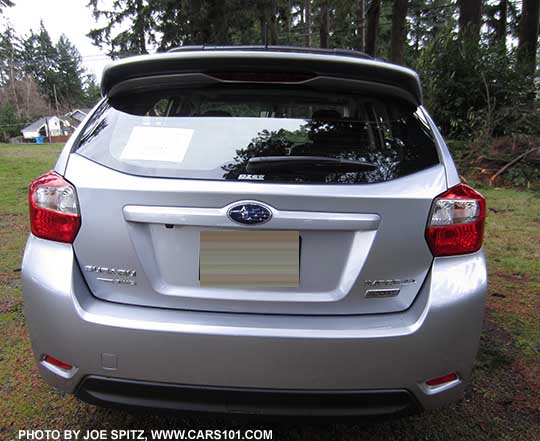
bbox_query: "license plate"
[199,230,300,287]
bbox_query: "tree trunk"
[413,9,420,54]
[495,0,508,42]
[269,0,278,45]
[355,0,365,51]
[518,0,540,77]
[284,0,291,44]
[319,0,329,48]
[10,50,20,115]
[261,0,278,45]
[365,0,381,57]
[260,15,266,45]
[457,0,483,42]
[304,0,312,47]
[134,0,147,53]
[210,1,229,45]
[190,0,209,45]
[390,0,408,64]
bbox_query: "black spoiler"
[101,47,423,105]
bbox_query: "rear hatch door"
[68,66,444,315]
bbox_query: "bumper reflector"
[44,355,73,370]
[426,373,458,387]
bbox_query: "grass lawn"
[0,143,539,440]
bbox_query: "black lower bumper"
[75,376,421,417]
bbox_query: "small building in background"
[67,108,90,123]
[20,109,90,143]
[21,116,66,141]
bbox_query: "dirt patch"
[494,271,538,283]
[471,311,540,430]
[487,273,540,319]
[0,213,27,231]
[475,312,515,372]
[0,297,23,314]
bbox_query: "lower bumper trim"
[75,376,421,417]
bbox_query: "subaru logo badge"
[227,203,272,225]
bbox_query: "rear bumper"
[76,376,420,417]
[22,235,487,414]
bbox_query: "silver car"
[22,47,487,417]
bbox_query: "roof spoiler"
[101,48,423,105]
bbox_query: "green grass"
[479,186,540,368]
[0,144,539,440]
[482,187,540,278]
[0,144,64,286]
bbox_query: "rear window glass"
[75,85,439,184]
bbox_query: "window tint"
[75,86,439,184]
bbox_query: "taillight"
[29,171,80,243]
[426,183,486,257]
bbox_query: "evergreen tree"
[82,74,102,107]
[0,25,21,85]
[20,21,59,102]
[55,35,85,107]
[0,0,14,13]
[3,21,94,112]
[365,0,381,56]
[87,0,156,58]
[518,0,540,79]
[407,0,457,61]
[458,0,483,43]
[0,101,19,141]
[391,0,408,64]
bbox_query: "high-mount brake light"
[426,183,486,257]
[208,72,315,83]
[29,171,81,243]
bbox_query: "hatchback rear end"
[22,47,487,417]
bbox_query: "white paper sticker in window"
[120,126,194,163]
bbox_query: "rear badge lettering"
[96,277,137,286]
[365,288,400,298]
[85,265,137,286]
[364,279,415,298]
[364,279,415,287]
[84,265,136,277]
[238,174,265,181]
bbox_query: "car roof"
[101,46,423,104]
[167,45,374,59]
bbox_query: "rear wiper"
[246,156,377,173]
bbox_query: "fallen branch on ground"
[489,148,540,184]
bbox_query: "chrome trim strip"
[123,202,380,231]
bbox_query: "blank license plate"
[199,230,300,287]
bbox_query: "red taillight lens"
[425,373,458,387]
[44,355,73,370]
[29,171,80,243]
[426,183,486,257]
